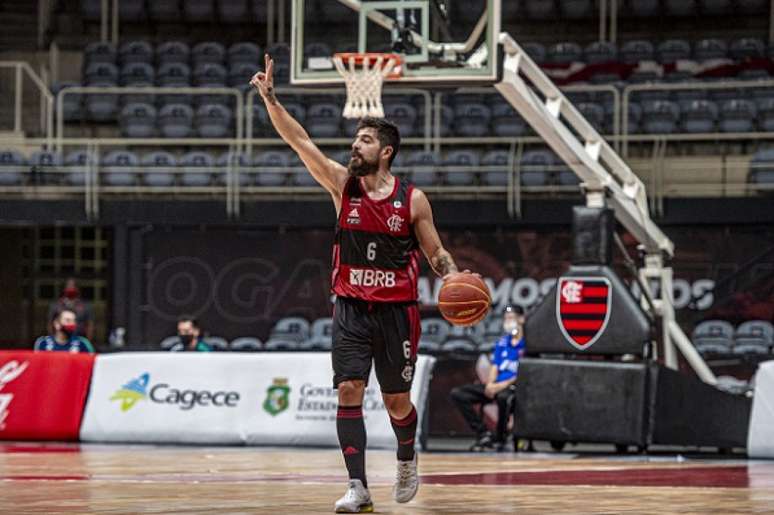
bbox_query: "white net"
[333,54,401,119]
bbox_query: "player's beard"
[348,152,379,177]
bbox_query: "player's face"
[177,321,198,338]
[348,128,383,177]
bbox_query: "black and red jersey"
[331,176,420,303]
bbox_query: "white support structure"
[495,32,716,384]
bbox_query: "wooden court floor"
[1,443,773,514]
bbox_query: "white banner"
[748,360,774,458]
[80,352,435,448]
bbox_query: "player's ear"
[381,145,393,161]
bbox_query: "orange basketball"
[438,273,491,326]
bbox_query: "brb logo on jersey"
[556,277,612,350]
[350,269,397,288]
[0,360,29,430]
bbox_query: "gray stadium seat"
[228,42,261,66]
[288,153,318,187]
[692,320,734,354]
[119,103,157,138]
[442,149,478,186]
[216,152,251,186]
[84,42,117,66]
[453,103,492,137]
[156,41,191,66]
[180,151,216,186]
[141,151,176,187]
[657,39,691,63]
[159,103,194,138]
[85,80,119,121]
[694,38,728,62]
[149,0,180,21]
[119,63,155,105]
[547,42,583,64]
[560,0,593,18]
[84,62,118,85]
[756,99,774,131]
[0,150,26,185]
[522,42,546,63]
[441,339,478,353]
[184,0,215,21]
[642,100,680,134]
[491,101,529,137]
[584,41,618,64]
[625,102,643,134]
[193,63,227,87]
[733,321,773,355]
[302,318,333,351]
[738,69,770,81]
[445,324,485,349]
[228,63,256,88]
[577,103,605,133]
[306,103,341,138]
[196,104,232,138]
[681,100,718,133]
[748,148,774,186]
[520,149,552,186]
[719,99,756,132]
[230,337,262,351]
[30,150,63,184]
[384,103,418,137]
[419,318,450,353]
[119,41,153,65]
[265,317,311,349]
[480,150,511,187]
[64,150,92,186]
[52,82,83,121]
[101,150,139,186]
[620,40,655,64]
[192,42,226,66]
[157,63,193,105]
[159,335,181,351]
[206,337,229,351]
[730,38,766,60]
[249,103,269,136]
[218,0,249,22]
[253,150,289,186]
[406,150,440,186]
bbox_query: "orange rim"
[334,52,403,79]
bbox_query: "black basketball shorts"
[332,296,421,394]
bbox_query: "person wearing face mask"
[450,305,526,452]
[34,308,95,353]
[167,316,212,352]
[47,278,94,342]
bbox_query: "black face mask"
[178,334,194,346]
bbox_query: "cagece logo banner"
[110,372,241,412]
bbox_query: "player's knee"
[337,380,365,404]
[382,392,412,416]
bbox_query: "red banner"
[0,351,95,440]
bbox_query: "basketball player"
[252,54,474,513]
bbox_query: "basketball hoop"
[333,52,402,119]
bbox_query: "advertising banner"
[0,351,95,440]
[80,352,435,448]
[748,360,774,458]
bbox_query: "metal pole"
[668,320,717,385]
[770,0,774,44]
[15,66,23,133]
[599,0,607,43]
[610,0,618,44]
[278,0,286,43]
[111,0,119,45]
[268,0,275,46]
[100,0,108,42]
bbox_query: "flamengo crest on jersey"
[332,177,420,302]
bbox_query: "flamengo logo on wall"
[110,372,241,412]
[0,360,29,430]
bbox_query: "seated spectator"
[47,278,94,341]
[34,308,95,353]
[167,315,212,352]
[450,305,526,451]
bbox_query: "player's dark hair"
[52,308,76,322]
[177,314,199,329]
[356,117,400,167]
[504,304,524,316]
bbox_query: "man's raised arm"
[250,54,348,199]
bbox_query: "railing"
[0,62,54,146]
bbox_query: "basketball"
[438,273,492,326]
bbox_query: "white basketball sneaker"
[392,454,419,503]
[334,479,373,513]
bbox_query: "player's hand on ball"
[250,53,274,97]
[442,269,482,282]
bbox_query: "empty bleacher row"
[154,316,774,358]
[0,147,580,188]
[692,319,774,357]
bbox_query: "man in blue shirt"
[451,305,525,451]
[34,308,95,353]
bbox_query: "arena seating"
[692,320,774,356]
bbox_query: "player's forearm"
[430,248,458,277]
[261,89,312,150]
